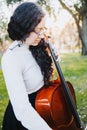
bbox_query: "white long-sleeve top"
[1,41,51,130]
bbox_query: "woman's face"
[25,16,46,46]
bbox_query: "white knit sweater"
[1,41,51,130]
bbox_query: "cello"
[35,41,84,130]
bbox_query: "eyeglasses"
[34,27,47,36]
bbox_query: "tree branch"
[58,0,79,26]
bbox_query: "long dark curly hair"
[7,2,53,85]
[30,39,53,85]
[7,2,45,41]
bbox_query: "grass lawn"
[0,52,87,129]
[52,53,87,127]
[59,53,87,126]
[0,70,8,130]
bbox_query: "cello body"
[35,79,82,130]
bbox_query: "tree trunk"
[81,15,87,55]
[58,0,87,55]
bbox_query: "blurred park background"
[0,0,87,130]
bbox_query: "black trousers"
[2,91,38,130]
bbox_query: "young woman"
[1,2,53,130]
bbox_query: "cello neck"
[47,42,82,129]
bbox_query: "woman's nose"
[38,33,45,39]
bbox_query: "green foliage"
[37,0,47,6]
[37,0,57,17]
[78,0,87,17]
[6,0,22,5]
[37,0,52,15]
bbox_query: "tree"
[58,0,87,55]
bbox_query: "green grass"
[0,53,87,129]
[55,53,87,126]
[0,70,8,130]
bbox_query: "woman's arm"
[1,53,51,130]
